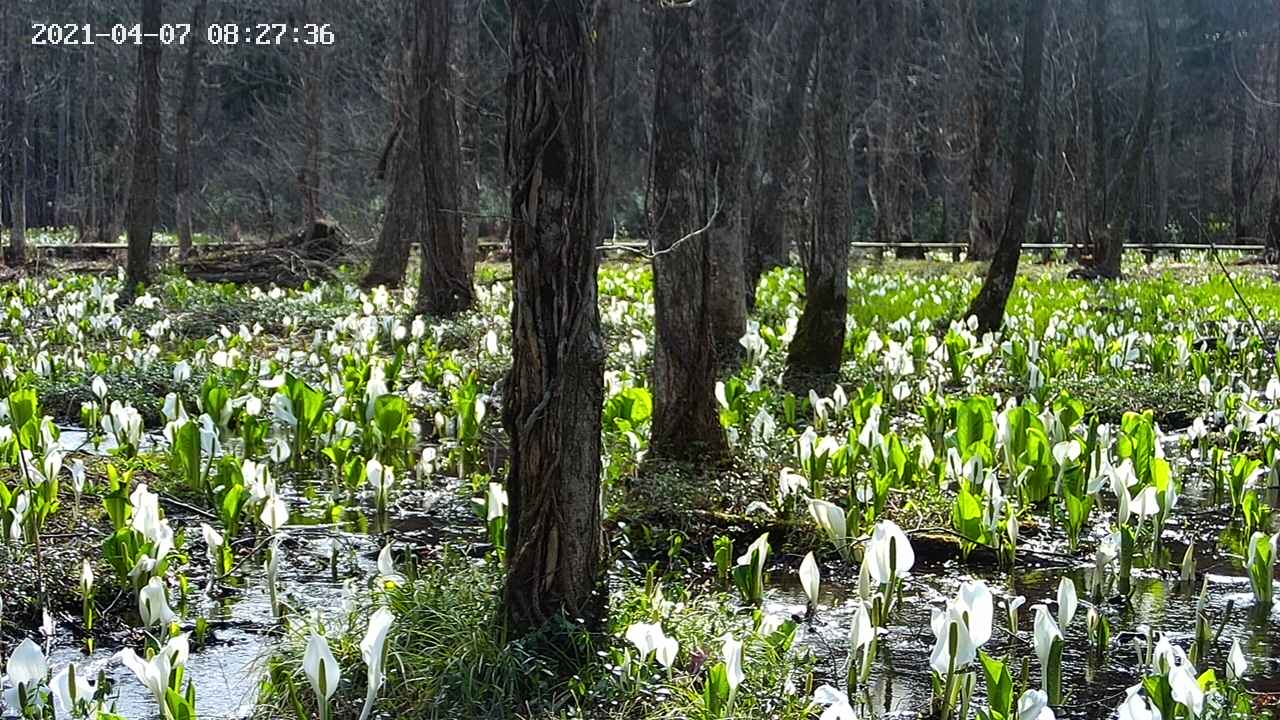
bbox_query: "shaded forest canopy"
[2,0,1279,257]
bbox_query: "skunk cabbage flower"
[866,520,915,584]
[799,552,820,608]
[51,663,95,718]
[138,577,176,628]
[722,634,745,695]
[116,634,189,714]
[928,611,969,676]
[1032,604,1062,697]
[1118,693,1163,720]
[79,560,94,596]
[357,608,395,720]
[260,493,289,532]
[201,523,225,567]
[808,500,848,551]
[812,684,856,720]
[303,633,341,710]
[1057,578,1078,629]
[1169,664,1204,718]
[376,544,406,587]
[3,639,47,712]
[1227,639,1248,681]
[1017,689,1055,720]
[836,602,867,651]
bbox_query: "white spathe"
[303,633,341,702]
[799,552,821,607]
[357,608,395,720]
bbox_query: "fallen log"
[179,220,350,287]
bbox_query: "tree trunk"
[704,0,750,363]
[362,28,418,289]
[650,3,726,460]
[965,0,1001,261]
[785,0,855,379]
[1269,29,1280,259]
[175,0,207,261]
[502,0,605,637]
[457,0,480,270]
[593,0,616,231]
[414,0,474,316]
[1230,81,1250,243]
[1098,0,1158,277]
[1153,11,1174,246]
[745,3,819,308]
[125,0,163,290]
[8,10,27,266]
[363,123,420,288]
[1088,0,1108,262]
[965,0,1047,333]
[299,0,323,235]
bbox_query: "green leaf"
[979,651,1012,720]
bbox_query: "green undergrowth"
[260,555,817,720]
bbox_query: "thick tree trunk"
[745,4,818,308]
[125,0,163,290]
[650,4,726,460]
[1098,0,1158,277]
[965,0,1046,333]
[415,0,474,316]
[704,0,750,363]
[502,0,605,637]
[785,0,855,379]
[175,0,207,261]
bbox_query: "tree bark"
[362,28,418,289]
[414,0,474,316]
[1230,79,1250,243]
[965,0,1000,261]
[125,0,163,290]
[704,0,750,363]
[965,0,1047,333]
[1088,0,1108,260]
[650,3,727,460]
[8,5,27,266]
[502,0,605,637]
[1153,11,1174,246]
[175,0,207,261]
[745,3,819,309]
[299,0,323,235]
[363,123,420,288]
[1269,28,1280,259]
[593,0,616,232]
[1098,0,1158,277]
[785,0,854,379]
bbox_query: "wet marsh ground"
[1,253,1279,719]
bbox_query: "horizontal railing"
[27,239,1267,256]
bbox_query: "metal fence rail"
[28,239,1267,256]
